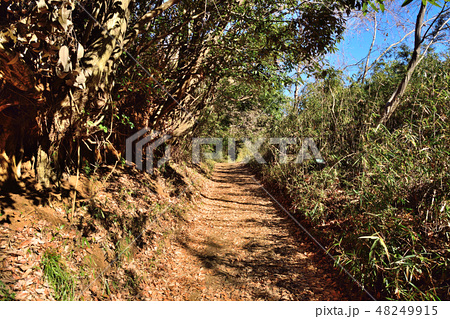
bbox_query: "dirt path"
[149,163,349,300]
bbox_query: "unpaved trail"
[149,163,349,300]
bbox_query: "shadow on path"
[175,162,351,300]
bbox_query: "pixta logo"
[126,128,324,174]
[126,128,171,174]
[192,137,324,164]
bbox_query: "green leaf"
[369,2,379,12]
[401,0,414,7]
[427,0,442,7]
[362,2,368,14]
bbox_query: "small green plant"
[83,160,91,175]
[120,156,126,167]
[0,281,15,300]
[114,114,135,129]
[41,250,76,301]
[89,203,106,220]
[115,235,134,266]
[81,237,90,249]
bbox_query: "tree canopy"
[0,0,368,186]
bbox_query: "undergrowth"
[252,49,450,300]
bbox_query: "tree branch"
[124,0,182,48]
[361,15,376,83]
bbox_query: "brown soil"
[1,162,358,300]
[148,163,350,300]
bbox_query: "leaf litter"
[1,162,361,300]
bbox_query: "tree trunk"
[0,0,133,187]
[361,15,376,84]
[377,2,426,127]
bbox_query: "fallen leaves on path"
[1,162,354,300]
[148,163,349,300]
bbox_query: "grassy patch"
[41,250,76,300]
[115,235,134,265]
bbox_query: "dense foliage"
[250,47,450,300]
[0,0,361,187]
[1,0,449,301]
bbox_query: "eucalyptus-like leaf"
[77,43,84,60]
[58,45,70,72]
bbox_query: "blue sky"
[284,0,449,97]
[326,0,447,77]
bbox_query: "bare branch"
[361,15,376,83]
